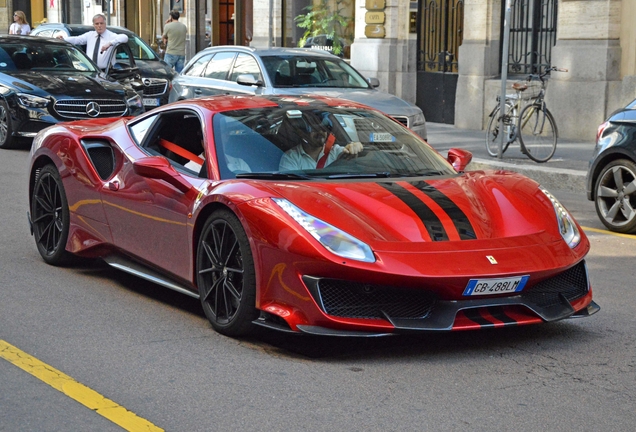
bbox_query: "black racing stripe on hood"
[379,182,449,241]
[409,181,476,240]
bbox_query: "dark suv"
[31,23,176,110]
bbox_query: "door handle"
[194,89,202,94]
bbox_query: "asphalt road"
[1,146,635,431]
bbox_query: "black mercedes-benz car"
[31,23,176,110]
[0,35,144,149]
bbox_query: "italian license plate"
[143,98,160,107]
[463,275,529,296]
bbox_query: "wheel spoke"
[620,197,636,221]
[606,201,621,221]
[223,279,241,302]
[612,167,625,191]
[624,179,636,195]
[598,185,618,198]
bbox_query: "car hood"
[272,87,421,116]
[136,59,177,81]
[2,70,126,98]
[254,171,571,250]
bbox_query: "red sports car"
[27,95,599,337]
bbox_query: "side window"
[203,51,236,80]
[141,111,207,177]
[183,53,213,77]
[229,53,262,82]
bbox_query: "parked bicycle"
[485,66,568,163]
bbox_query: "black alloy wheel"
[31,165,72,265]
[594,158,636,233]
[0,100,16,149]
[196,209,258,336]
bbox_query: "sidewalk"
[425,122,594,193]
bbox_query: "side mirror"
[367,77,380,88]
[133,156,193,194]
[447,148,473,172]
[236,74,263,87]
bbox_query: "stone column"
[547,0,621,140]
[455,0,503,130]
[350,0,417,103]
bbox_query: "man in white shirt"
[57,14,128,70]
[279,128,362,171]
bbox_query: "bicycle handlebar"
[527,66,568,82]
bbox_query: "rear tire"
[485,104,514,157]
[31,165,73,265]
[0,100,17,150]
[594,159,636,233]
[196,209,258,337]
[518,104,557,163]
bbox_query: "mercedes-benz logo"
[86,101,101,117]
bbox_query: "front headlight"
[540,188,581,248]
[273,198,375,263]
[126,93,143,109]
[411,111,426,126]
[17,93,50,108]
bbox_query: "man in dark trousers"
[162,10,187,73]
[58,14,128,70]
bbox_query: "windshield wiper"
[325,172,392,179]
[235,172,313,180]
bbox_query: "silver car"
[169,46,427,139]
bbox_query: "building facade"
[3,0,635,140]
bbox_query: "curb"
[467,158,587,193]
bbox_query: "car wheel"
[31,165,73,265]
[196,209,258,336]
[0,100,16,149]
[594,158,636,233]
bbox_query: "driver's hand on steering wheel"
[343,141,363,155]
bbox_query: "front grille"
[317,279,437,320]
[143,78,168,96]
[522,261,589,308]
[392,116,409,127]
[54,99,127,119]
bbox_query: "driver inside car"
[278,121,363,171]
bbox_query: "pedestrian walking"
[162,10,187,73]
[9,11,31,35]
[57,14,128,70]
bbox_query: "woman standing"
[9,11,31,35]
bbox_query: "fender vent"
[81,140,116,180]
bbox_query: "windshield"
[0,42,97,72]
[261,55,371,89]
[213,106,454,180]
[127,35,159,61]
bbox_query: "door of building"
[416,0,464,124]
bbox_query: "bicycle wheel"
[518,104,557,163]
[485,103,514,157]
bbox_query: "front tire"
[196,209,258,336]
[0,100,17,150]
[594,159,636,233]
[31,165,72,265]
[518,104,557,163]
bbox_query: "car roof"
[199,45,341,59]
[167,94,373,113]
[34,23,136,37]
[0,34,74,47]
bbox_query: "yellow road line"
[582,226,636,239]
[0,340,163,432]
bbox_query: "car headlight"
[17,93,50,108]
[411,111,426,126]
[273,198,375,263]
[540,188,581,248]
[126,93,143,109]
